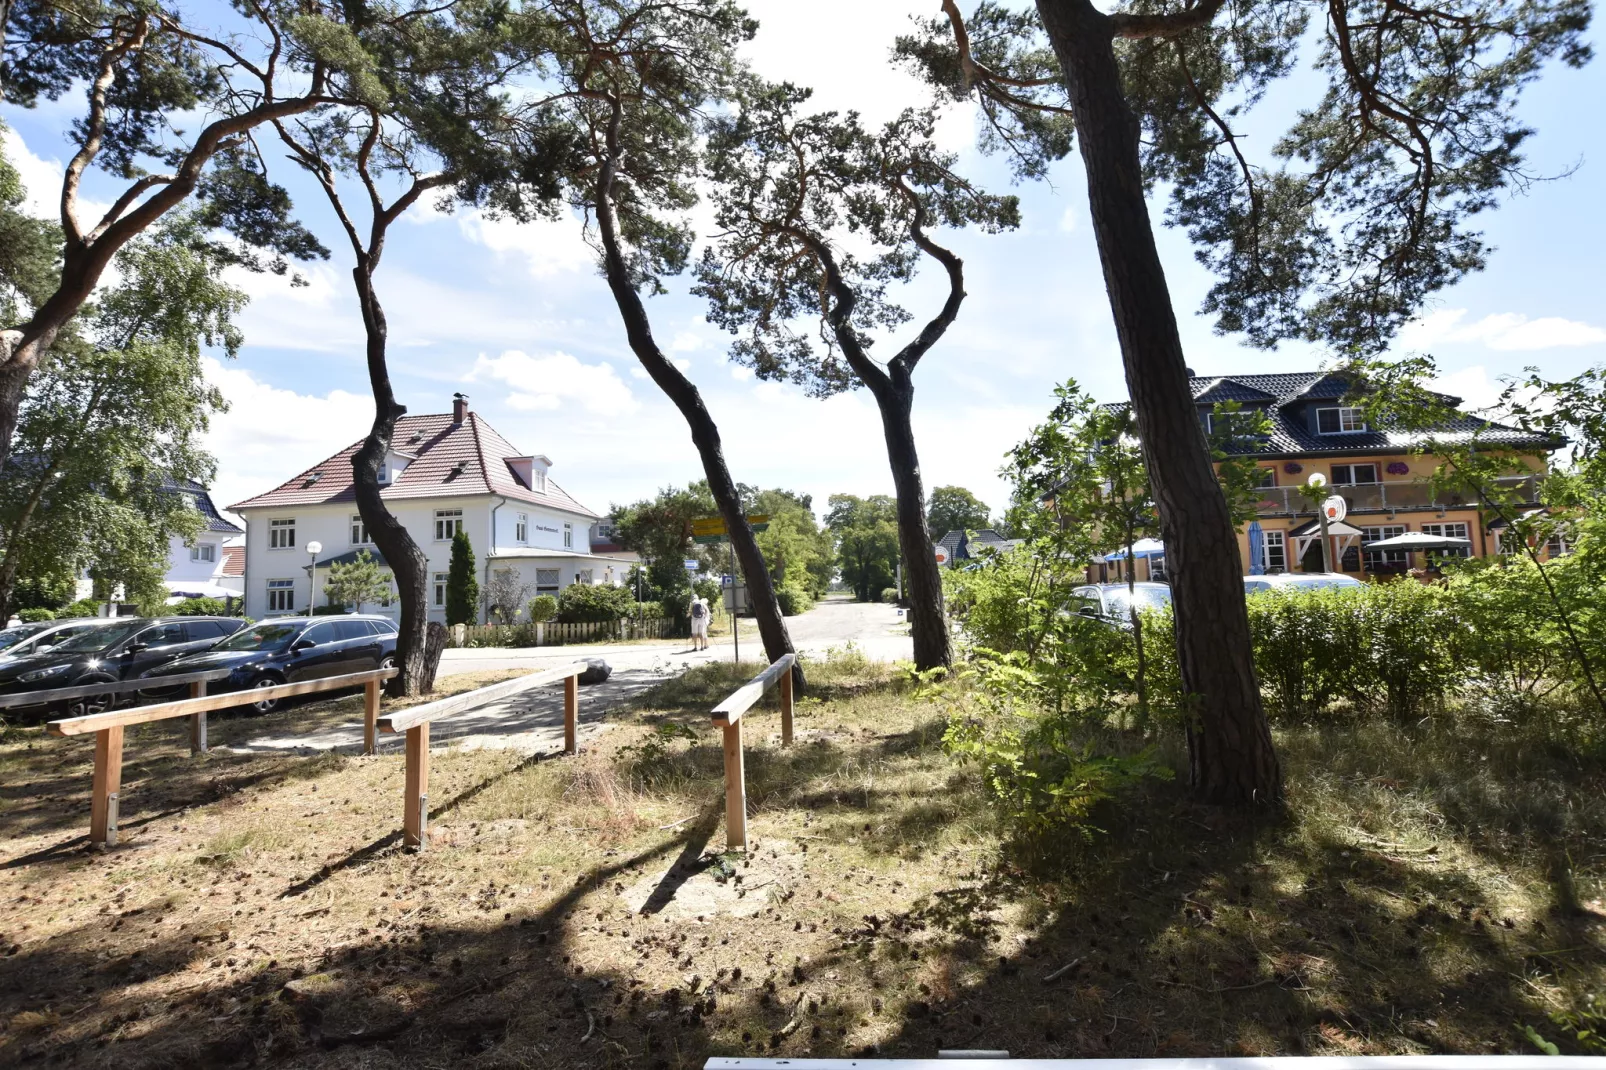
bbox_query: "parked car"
[1068,582,1174,628]
[141,616,399,713]
[1244,573,1366,595]
[0,616,248,717]
[0,618,108,663]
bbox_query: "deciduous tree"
[927,485,994,541]
[827,494,901,603]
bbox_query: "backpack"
[691,600,707,620]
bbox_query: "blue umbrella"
[1247,520,1265,575]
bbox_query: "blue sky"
[4,0,1603,522]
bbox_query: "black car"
[142,616,398,713]
[0,616,248,716]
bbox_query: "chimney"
[452,392,469,424]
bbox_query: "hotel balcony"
[1253,474,1541,517]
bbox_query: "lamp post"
[306,540,324,613]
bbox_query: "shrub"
[526,595,559,623]
[57,599,102,619]
[777,584,815,616]
[17,608,54,623]
[173,597,228,616]
[634,600,667,620]
[879,587,900,604]
[557,582,636,623]
[310,604,349,616]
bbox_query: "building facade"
[1202,371,1556,578]
[230,395,625,622]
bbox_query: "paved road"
[226,596,910,756]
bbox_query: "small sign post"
[691,516,769,666]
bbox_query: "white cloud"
[730,365,754,381]
[458,209,598,279]
[1402,308,1606,352]
[201,357,374,515]
[1429,365,1504,413]
[1,126,62,218]
[1059,205,1079,233]
[468,349,640,417]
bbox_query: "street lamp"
[306,540,323,613]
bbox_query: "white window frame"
[1421,522,1472,559]
[432,571,449,607]
[377,463,390,485]
[578,569,594,585]
[434,509,463,542]
[266,578,295,613]
[1262,529,1286,573]
[535,568,560,594]
[351,514,371,546]
[1331,463,1379,486]
[268,517,296,550]
[534,470,548,493]
[1360,524,1409,571]
[1147,554,1167,581]
[1317,406,1368,434]
[515,513,528,544]
[563,522,573,549]
[190,543,216,563]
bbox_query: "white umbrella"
[1362,532,1472,551]
[163,580,240,600]
[1104,537,1166,561]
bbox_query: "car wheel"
[66,677,117,718]
[379,655,396,671]
[249,675,285,714]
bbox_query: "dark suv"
[142,616,398,713]
[0,616,247,716]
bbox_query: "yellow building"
[1103,371,1560,582]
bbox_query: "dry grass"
[0,653,1602,1067]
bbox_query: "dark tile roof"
[161,477,243,534]
[1108,370,1560,458]
[228,412,600,517]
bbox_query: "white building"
[230,395,624,623]
[161,479,247,602]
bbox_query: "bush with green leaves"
[57,599,102,619]
[557,582,636,623]
[173,597,228,617]
[879,587,900,604]
[634,600,666,620]
[17,607,54,623]
[777,583,815,616]
[526,595,558,623]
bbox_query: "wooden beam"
[363,678,381,756]
[0,668,235,710]
[403,722,430,850]
[90,726,124,846]
[188,680,208,756]
[563,673,579,755]
[711,653,796,727]
[47,668,399,736]
[378,661,588,734]
[779,665,794,746]
[722,720,746,851]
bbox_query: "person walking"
[689,593,710,651]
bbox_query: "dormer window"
[377,464,390,485]
[1317,407,1367,434]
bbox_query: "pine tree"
[445,531,479,627]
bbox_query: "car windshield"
[0,622,52,650]
[217,623,303,652]
[50,620,145,653]
[1105,586,1172,615]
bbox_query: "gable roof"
[220,544,245,576]
[228,412,600,517]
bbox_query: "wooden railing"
[44,669,398,846]
[710,654,796,852]
[2,669,238,755]
[377,661,590,850]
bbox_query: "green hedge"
[57,599,102,619]
[557,583,636,623]
[174,596,229,617]
[526,594,559,623]
[777,584,815,616]
[17,607,54,623]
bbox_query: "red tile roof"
[220,545,245,577]
[228,412,600,517]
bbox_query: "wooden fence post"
[722,719,747,851]
[90,726,125,846]
[779,667,794,747]
[188,680,208,756]
[363,679,380,756]
[404,723,430,850]
[563,674,579,755]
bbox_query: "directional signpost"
[691,516,770,664]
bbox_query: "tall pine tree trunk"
[869,371,951,671]
[350,265,433,697]
[1036,0,1280,803]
